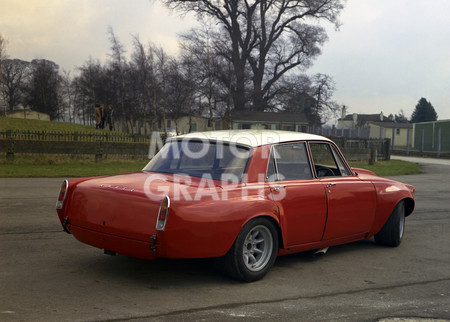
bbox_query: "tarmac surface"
[391,155,450,166]
[0,157,449,321]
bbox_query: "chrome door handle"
[327,183,336,188]
[273,185,286,192]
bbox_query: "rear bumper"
[68,224,159,260]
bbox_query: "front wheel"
[375,201,405,247]
[222,218,279,282]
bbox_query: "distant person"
[100,104,107,129]
[106,104,114,131]
[94,104,101,129]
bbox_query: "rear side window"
[266,142,313,181]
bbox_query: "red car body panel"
[319,176,377,240]
[56,132,415,262]
[268,180,327,246]
[58,172,280,259]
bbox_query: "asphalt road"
[0,160,449,321]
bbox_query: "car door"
[267,142,328,246]
[308,142,377,240]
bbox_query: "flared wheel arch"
[216,215,283,282]
[236,215,284,251]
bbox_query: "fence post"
[391,128,395,151]
[421,129,425,153]
[369,144,377,165]
[6,130,14,162]
[437,128,441,158]
[95,140,103,163]
[406,128,410,155]
[384,139,391,161]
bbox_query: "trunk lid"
[66,171,210,242]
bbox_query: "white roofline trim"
[170,130,331,148]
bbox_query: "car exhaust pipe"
[314,247,329,257]
[104,249,116,256]
[62,216,71,234]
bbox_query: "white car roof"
[170,130,332,148]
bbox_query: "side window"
[331,145,351,176]
[266,152,277,181]
[309,142,346,177]
[266,142,313,181]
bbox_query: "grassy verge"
[1,118,422,178]
[0,117,101,132]
[349,160,421,176]
[0,155,148,177]
[0,155,421,178]
[0,116,130,136]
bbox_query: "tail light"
[56,180,69,209]
[156,196,170,231]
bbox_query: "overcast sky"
[1,0,449,121]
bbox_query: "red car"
[56,130,415,282]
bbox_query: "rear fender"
[56,177,104,223]
[162,196,280,258]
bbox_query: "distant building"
[166,115,220,134]
[368,121,413,150]
[7,109,50,121]
[115,110,309,135]
[337,109,412,149]
[412,119,450,152]
[338,109,387,130]
[164,111,310,134]
[231,111,309,132]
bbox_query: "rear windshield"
[143,140,251,182]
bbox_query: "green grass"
[0,154,420,178]
[1,118,422,178]
[349,160,422,176]
[0,155,149,177]
[0,116,118,133]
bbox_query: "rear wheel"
[375,201,405,247]
[222,218,279,282]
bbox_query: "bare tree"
[60,70,75,122]
[180,54,197,132]
[394,109,408,123]
[180,25,234,122]
[26,59,61,120]
[131,35,151,132]
[309,73,340,124]
[164,0,344,111]
[155,47,169,134]
[129,36,168,134]
[279,73,339,125]
[1,59,30,112]
[108,27,127,125]
[165,59,192,133]
[148,43,159,131]
[75,58,103,125]
[0,33,8,116]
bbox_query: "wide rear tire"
[375,201,405,247]
[222,218,279,282]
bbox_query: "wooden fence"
[330,137,391,161]
[0,130,149,143]
[0,130,151,162]
[0,130,390,163]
